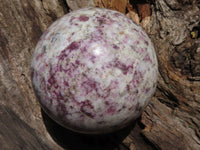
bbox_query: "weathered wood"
[94,0,128,13]
[0,0,200,149]
[66,0,95,10]
[0,0,67,149]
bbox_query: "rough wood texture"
[66,0,95,10]
[0,0,200,149]
[94,0,128,14]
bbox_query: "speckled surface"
[31,7,158,134]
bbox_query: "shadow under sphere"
[41,109,137,150]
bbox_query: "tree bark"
[0,0,199,150]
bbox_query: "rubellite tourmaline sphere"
[31,7,158,134]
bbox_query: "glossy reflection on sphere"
[31,8,158,134]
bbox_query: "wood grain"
[0,0,200,149]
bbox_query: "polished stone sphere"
[31,7,158,134]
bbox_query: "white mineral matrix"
[31,7,158,134]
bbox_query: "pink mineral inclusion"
[31,7,158,134]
